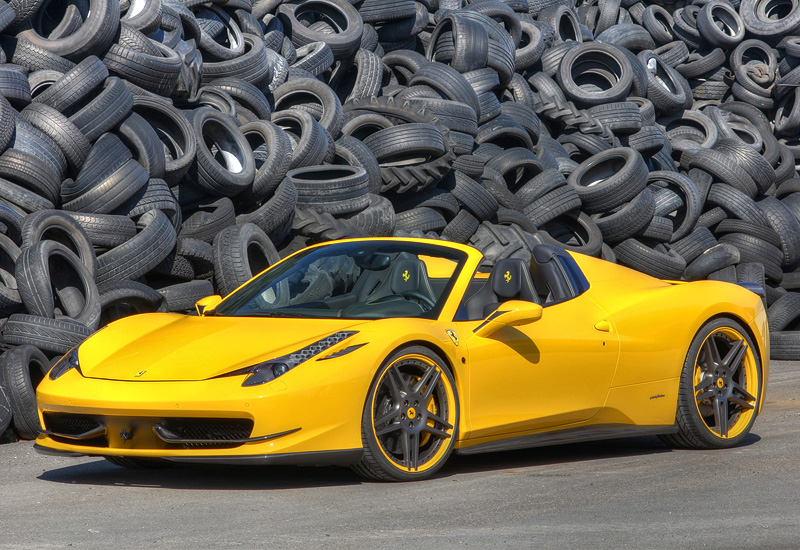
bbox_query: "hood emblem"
[134,370,146,378]
[445,329,459,346]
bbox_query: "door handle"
[594,320,612,332]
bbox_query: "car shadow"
[37,433,761,490]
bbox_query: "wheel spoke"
[400,430,411,468]
[421,424,452,439]
[375,406,400,427]
[729,394,755,411]
[412,364,438,395]
[420,370,442,401]
[731,382,757,405]
[722,340,747,374]
[703,338,721,369]
[386,367,408,400]
[426,411,453,430]
[713,397,729,437]
[694,377,713,393]
[695,389,716,401]
[376,422,402,436]
[409,433,419,471]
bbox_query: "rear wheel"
[353,346,459,481]
[661,318,761,449]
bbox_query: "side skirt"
[455,424,678,455]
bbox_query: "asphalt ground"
[1,360,798,549]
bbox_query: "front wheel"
[661,317,762,449]
[352,346,459,481]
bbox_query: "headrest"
[491,258,531,299]
[390,259,429,294]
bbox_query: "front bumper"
[35,366,367,462]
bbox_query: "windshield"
[213,241,468,319]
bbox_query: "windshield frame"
[212,240,470,321]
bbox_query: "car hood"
[78,313,367,382]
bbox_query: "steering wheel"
[369,291,436,309]
[399,290,436,309]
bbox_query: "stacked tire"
[3,0,800,441]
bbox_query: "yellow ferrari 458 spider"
[34,238,769,481]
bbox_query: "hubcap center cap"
[407,407,417,419]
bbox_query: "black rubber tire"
[62,158,149,215]
[16,0,119,61]
[19,102,89,175]
[232,119,293,204]
[757,195,800,271]
[15,240,100,330]
[660,317,761,449]
[0,233,22,317]
[352,345,459,482]
[408,61,481,119]
[767,291,800,332]
[291,165,370,215]
[102,40,181,96]
[115,111,166,180]
[593,187,655,244]
[212,222,280,296]
[706,183,771,229]
[278,0,363,60]
[180,198,237,244]
[441,171,499,222]
[156,279,215,313]
[333,134,382,195]
[98,279,164,325]
[638,49,689,115]
[96,209,176,284]
[190,107,255,197]
[613,238,686,279]
[63,212,137,250]
[0,345,49,440]
[557,43,634,108]
[271,108,329,170]
[67,77,134,143]
[683,243,741,281]
[200,34,272,90]
[523,185,582,227]
[21,209,96,278]
[341,194,396,237]
[132,97,197,185]
[2,313,91,355]
[567,147,648,214]
[273,76,344,137]
[0,148,61,205]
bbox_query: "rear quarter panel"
[572,254,768,389]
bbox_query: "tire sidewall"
[360,345,459,481]
[680,317,762,448]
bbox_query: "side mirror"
[195,295,222,316]
[473,300,543,338]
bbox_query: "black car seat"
[529,245,578,304]
[366,256,436,306]
[463,258,538,319]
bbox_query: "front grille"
[42,413,108,448]
[162,418,254,449]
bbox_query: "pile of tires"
[3,0,800,440]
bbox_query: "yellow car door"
[462,294,620,441]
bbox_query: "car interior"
[455,245,590,321]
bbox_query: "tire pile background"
[3,0,800,440]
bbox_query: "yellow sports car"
[34,238,769,481]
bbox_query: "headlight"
[49,346,81,380]
[241,331,358,387]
